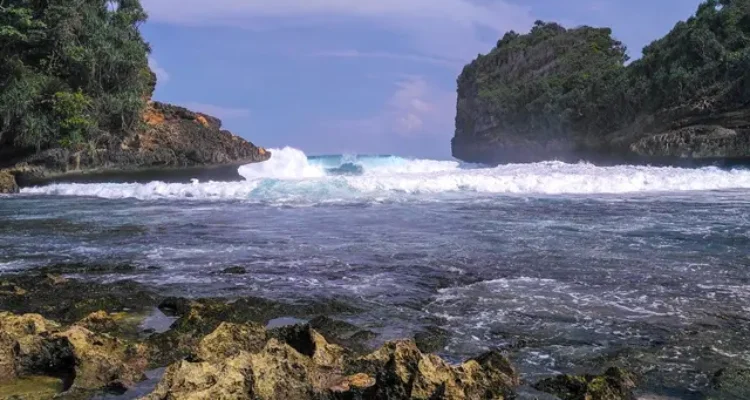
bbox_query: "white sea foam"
[21,147,750,202]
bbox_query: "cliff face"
[454,2,750,165]
[0,102,269,191]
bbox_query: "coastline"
[13,160,257,188]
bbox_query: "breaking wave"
[21,147,750,202]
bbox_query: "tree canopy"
[458,0,750,141]
[0,0,153,152]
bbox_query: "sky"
[140,0,704,159]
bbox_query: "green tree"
[0,0,152,152]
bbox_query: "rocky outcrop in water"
[0,270,644,400]
[454,2,750,165]
[532,367,637,400]
[0,101,270,189]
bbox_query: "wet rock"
[533,367,637,400]
[37,262,138,275]
[0,274,160,325]
[308,316,377,354]
[708,367,750,400]
[219,266,247,274]
[0,170,18,193]
[414,325,450,354]
[75,311,144,339]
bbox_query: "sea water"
[3,147,750,397]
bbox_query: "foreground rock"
[0,312,148,397]
[453,3,750,165]
[144,322,520,400]
[147,296,363,367]
[0,101,270,189]
[533,367,637,400]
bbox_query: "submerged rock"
[219,266,248,275]
[533,367,637,400]
[308,315,377,354]
[0,376,65,399]
[708,367,750,400]
[414,325,450,354]
[0,274,160,326]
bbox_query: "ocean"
[2,147,750,398]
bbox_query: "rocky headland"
[453,1,750,165]
[0,101,270,193]
[0,0,269,194]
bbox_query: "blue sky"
[141,0,703,159]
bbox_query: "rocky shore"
[0,270,668,400]
[0,101,270,193]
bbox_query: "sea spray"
[21,147,750,202]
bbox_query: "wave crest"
[21,147,750,202]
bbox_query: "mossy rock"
[0,376,65,400]
[533,367,637,400]
[0,274,160,325]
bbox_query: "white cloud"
[148,56,170,85]
[332,76,455,137]
[182,102,251,119]
[141,0,533,60]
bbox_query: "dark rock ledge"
[0,102,270,193]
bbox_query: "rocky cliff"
[0,102,269,192]
[453,1,750,165]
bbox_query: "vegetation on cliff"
[0,0,153,152]
[0,0,269,192]
[455,0,750,162]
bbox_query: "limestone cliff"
[454,1,750,165]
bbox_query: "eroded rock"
[143,321,520,400]
[0,312,150,397]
